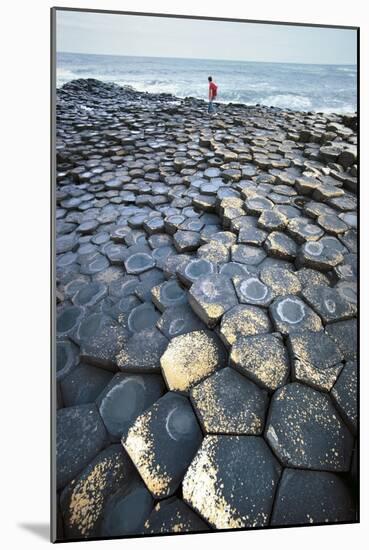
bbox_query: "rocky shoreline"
[55,78,358,540]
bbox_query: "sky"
[56,10,357,65]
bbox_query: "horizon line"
[57,50,357,67]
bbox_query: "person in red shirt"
[208,76,218,114]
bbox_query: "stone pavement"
[55,79,358,540]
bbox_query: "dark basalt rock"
[72,282,107,307]
[160,329,226,392]
[325,319,357,361]
[55,80,357,533]
[265,382,354,471]
[143,496,209,534]
[76,313,128,371]
[231,243,267,265]
[190,367,268,434]
[183,435,281,529]
[298,239,344,271]
[188,274,238,327]
[122,392,203,499]
[271,469,356,526]
[302,284,356,324]
[97,372,165,440]
[331,360,357,434]
[151,279,187,311]
[260,266,301,296]
[288,330,343,391]
[100,479,154,537]
[269,295,323,335]
[264,231,298,260]
[56,339,79,381]
[177,257,216,287]
[60,445,136,539]
[60,362,113,407]
[56,403,108,490]
[233,274,274,307]
[230,333,289,391]
[156,303,206,339]
[127,302,160,332]
[124,252,155,274]
[220,304,272,347]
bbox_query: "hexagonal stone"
[188,274,238,327]
[173,230,201,252]
[99,479,154,537]
[127,302,160,332]
[298,239,344,271]
[331,360,357,434]
[116,328,168,373]
[76,313,128,370]
[265,382,353,471]
[264,231,297,260]
[269,295,323,335]
[259,266,301,296]
[233,274,274,307]
[76,219,99,234]
[258,209,287,231]
[295,267,330,289]
[56,339,79,381]
[325,319,357,361]
[220,304,272,347]
[156,304,206,339]
[97,373,165,440]
[143,497,209,534]
[317,214,348,235]
[287,217,324,243]
[56,404,108,490]
[57,306,85,337]
[190,367,268,434]
[160,330,226,392]
[177,258,216,287]
[143,216,165,235]
[271,469,356,526]
[238,226,268,246]
[124,252,155,274]
[302,285,356,324]
[56,233,79,254]
[287,330,343,391]
[245,196,274,215]
[182,435,281,529]
[209,231,237,248]
[60,363,113,407]
[197,241,230,263]
[122,392,202,499]
[80,253,110,275]
[60,445,136,539]
[231,244,267,265]
[151,279,187,312]
[230,333,289,391]
[164,215,186,235]
[71,282,107,307]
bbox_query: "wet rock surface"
[55,79,357,538]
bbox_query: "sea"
[56,52,357,114]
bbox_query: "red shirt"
[209,82,217,99]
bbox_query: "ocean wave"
[262,94,312,110]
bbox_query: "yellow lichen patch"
[230,334,289,391]
[191,370,264,434]
[160,331,223,392]
[294,360,342,391]
[220,306,271,346]
[123,409,172,498]
[182,436,244,529]
[260,267,301,297]
[67,454,124,537]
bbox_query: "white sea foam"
[262,94,312,111]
